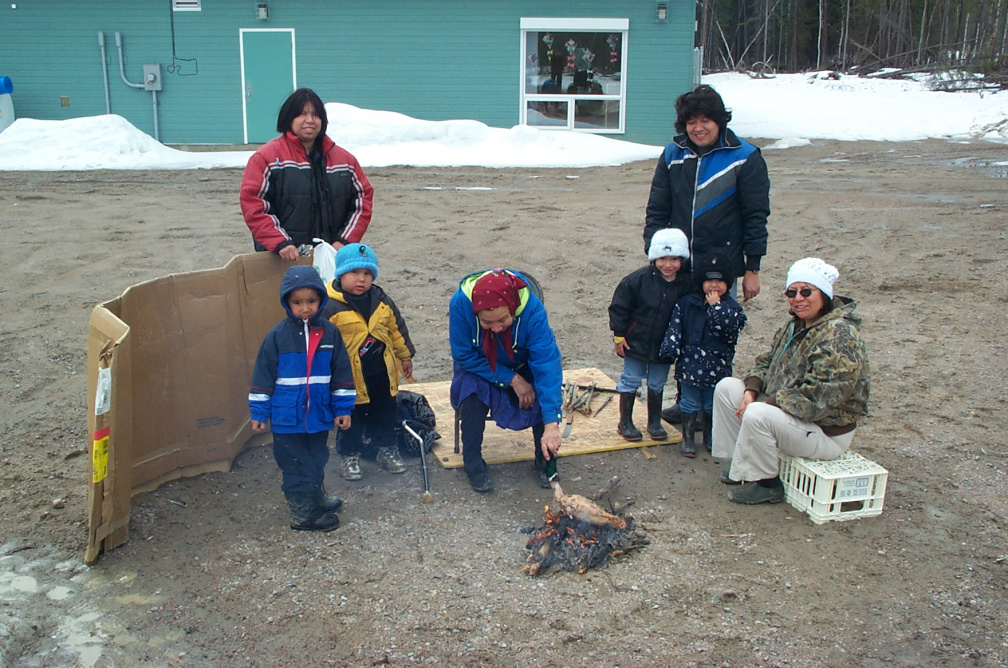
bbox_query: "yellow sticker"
[92,427,109,483]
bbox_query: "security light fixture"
[255,2,269,20]
[656,2,668,22]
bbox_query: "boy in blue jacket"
[249,265,357,532]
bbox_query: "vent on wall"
[172,0,201,10]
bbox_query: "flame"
[524,503,642,577]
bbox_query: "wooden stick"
[593,475,621,501]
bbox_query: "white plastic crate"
[778,451,887,524]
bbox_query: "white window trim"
[519,18,629,134]
[520,18,629,31]
[172,0,201,11]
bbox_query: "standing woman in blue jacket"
[449,269,564,493]
[644,84,770,425]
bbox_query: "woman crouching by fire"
[448,269,564,494]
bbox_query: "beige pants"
[712,377,854,482]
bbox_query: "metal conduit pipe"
[114,32,144,89]
[151,92,159,142]
[114,31,160,142]
[98,32,111,114]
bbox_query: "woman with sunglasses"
[711,257,870,504]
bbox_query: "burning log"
[522,481,648,576]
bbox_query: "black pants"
[339,372,397,456]
[458,394,545,476]
[272,431,330,496]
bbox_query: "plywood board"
[412,368,682,470]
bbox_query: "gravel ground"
[1,139,1007,666]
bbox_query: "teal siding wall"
[0,1,694,145]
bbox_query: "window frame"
[519,17,629,134]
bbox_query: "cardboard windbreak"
[85,252,296,564]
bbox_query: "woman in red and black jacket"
[240,88,374,262]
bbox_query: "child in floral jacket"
[660,252,747,457]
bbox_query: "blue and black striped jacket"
[249,266,357,434]
[644,128,770,281]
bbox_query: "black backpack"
[396,390,440,455]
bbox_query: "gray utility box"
[142,64,162,91]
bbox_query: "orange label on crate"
[92,427,110,483]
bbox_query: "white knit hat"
[785,257,839,298]
[648,228,690,261]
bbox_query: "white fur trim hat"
[785,257,839,299]
[648,228,690,261]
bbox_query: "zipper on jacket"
[690,152,700,262]
[687,140,729,263]
[302,319,311,430]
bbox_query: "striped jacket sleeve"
[249,331,279,423]
[338,153,374,244]
[239,150,291,252]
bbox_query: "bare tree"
[695,0,1005,83]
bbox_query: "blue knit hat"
[335,243,379,281]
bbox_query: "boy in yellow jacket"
[322,244,415,480]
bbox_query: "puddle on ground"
[114,592,164,605]
[984,165,1008,178]
[60,611,104,668]
[913,193,963,204]
[0,572,39,595]
[943,156,1008,178]
[47,585,73,600]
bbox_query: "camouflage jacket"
[744,296,869,429]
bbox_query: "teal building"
[1,1,696,145]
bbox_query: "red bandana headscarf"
[471,269,527,372]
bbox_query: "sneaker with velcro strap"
[341,455,362,481]
[376,447,407,474]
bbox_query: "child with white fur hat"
[608,228,691,442]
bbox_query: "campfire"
[523,477,648,576]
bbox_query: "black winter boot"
[465,462,494,493]
[617,393,643,442]
[702,411,713,454]
[464,454,494,493]
[314,484,343,513]
[286,492,340,532]
[660,402,682,425]
[646,390,667,441]
[680,413,697,458]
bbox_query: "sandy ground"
[1,139,1007,666]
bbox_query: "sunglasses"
[784,287,816,298]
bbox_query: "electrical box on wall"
[143,64,162,91]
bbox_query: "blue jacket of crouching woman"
[448,269,563,426]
